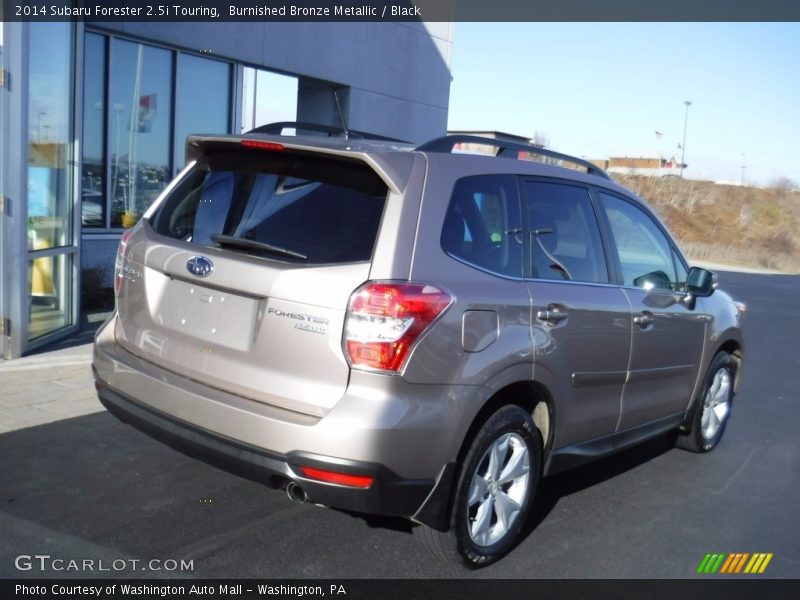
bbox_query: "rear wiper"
[210,234,308,261]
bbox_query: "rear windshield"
[150,150,388,264]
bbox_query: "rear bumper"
[92,315,474,527]
[96,379,434,517]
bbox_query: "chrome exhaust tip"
[286,482,308,504]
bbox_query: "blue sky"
[447,22,800,186]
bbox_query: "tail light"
[298,466,374,489]
[114,228,134,297]
[344,282,452,373]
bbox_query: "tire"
[416,405,542,567]
[676,351,736,453]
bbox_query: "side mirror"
[686,266,715,297]
[633,270,673,291]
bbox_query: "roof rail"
[416,134,611,180]
[247,121,409,144]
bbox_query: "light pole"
[680,100,691,178]
[112,103,124,202]
[740,153,746,186]
[37,112,46,143]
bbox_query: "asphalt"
[0,270,798,579]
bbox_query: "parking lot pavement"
[0,312,110,433]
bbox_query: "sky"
[447,22,800,187]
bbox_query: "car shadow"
[334,432,678,540]
[336,511,415,534]
[522,432,678,538]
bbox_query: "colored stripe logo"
[697,553,773,574]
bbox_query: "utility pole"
[740,153,746,186]
[680,100,691,178]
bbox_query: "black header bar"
[4,579,800,600]
[2,0,800,22]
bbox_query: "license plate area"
[158,278,259,352]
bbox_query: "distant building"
[592,156,686,177]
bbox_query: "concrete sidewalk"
[0,311,112,433]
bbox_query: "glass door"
[25,22,79,348]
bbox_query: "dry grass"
[613,175,800,273]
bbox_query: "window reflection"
[109,39,172,228]
[82,32,241,231]
[82,33,106,228]
[241,68,298,132]
[173,54,231,172]
[29,253,73,341]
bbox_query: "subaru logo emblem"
[186,256,214,278]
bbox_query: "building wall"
[90,21,453,143]
[609,157,664,169]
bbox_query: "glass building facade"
[1,25,288,355]
[82,33,233,232]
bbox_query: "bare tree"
[771,176,797,191]
[771,176,798,200]
[531,131,549,149]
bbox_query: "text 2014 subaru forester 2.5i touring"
[93,123,745,566]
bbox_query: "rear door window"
[151,151,388,264]
[524,181,609,283]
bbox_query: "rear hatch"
[114,139,391,417]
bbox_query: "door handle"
[536,309,568,323]
[633,312,654,327]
